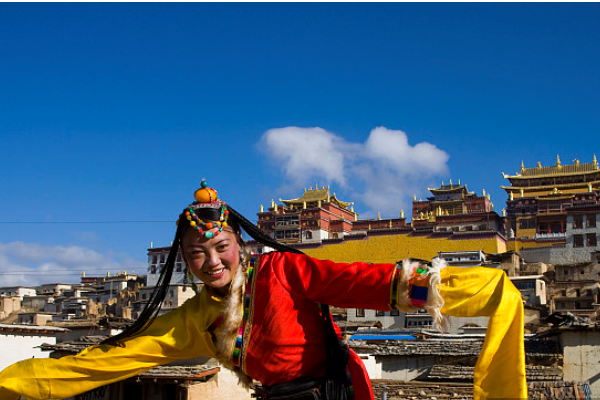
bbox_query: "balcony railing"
[534,232,566,240]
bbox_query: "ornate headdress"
[177,179,230,239]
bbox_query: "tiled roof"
[350,336,560,357]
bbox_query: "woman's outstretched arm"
[0,291,219,400]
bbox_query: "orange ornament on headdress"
[194,180,218,203]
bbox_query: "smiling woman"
[0,180,528,400]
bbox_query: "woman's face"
[181,227,241,290]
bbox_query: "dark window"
[586,214,597,228]
[587,234,597,247]
[375,310,385,317]
[573,235,584,248]
[356,309,365,317]
[573,215,584,229]
[551,222,562,234]
[390,309,400,316]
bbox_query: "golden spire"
[556,155,561,168]
[413,195,417,201]
[377,212,381,220]
[594,154,598,168]
[520,161,525,173]
[260,205,264,213]
[400,209,404,219]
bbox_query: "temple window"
[586,214,597,228]
[376,310,385,317]
[587,234,597,247]
[573,215,583,229]
[573,235,584,248]
[356,309,365,317]
[551,222,562,233]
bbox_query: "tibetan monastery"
[255,184,507,264]
[502,156,600,251]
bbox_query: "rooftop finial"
[556,155,561,167]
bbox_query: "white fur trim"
[214,262,253,388]
[425,258,447,332]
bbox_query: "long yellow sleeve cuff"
[440,267,527,400]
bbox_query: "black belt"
[258,377,325,400]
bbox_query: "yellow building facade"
[301,231,507,264]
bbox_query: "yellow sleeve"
[440,266,527,400]
[0,291,220,400]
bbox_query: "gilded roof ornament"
[556,155,561,168]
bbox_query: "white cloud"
[0,242,146,287]
[260,126,450,217]
[260,127,351,186]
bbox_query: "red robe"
[239,251,391,399]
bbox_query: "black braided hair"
[102,225,182,346]
[227,204,303,255]
[101,202,301,345]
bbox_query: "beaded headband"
[177,180,230,239]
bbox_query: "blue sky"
[1,3,599,285]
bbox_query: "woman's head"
[181,226,241,290]
[177,182,244,290]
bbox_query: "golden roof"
[428,180,468,194]
[280,186,353,209]
[503,156,599,179]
